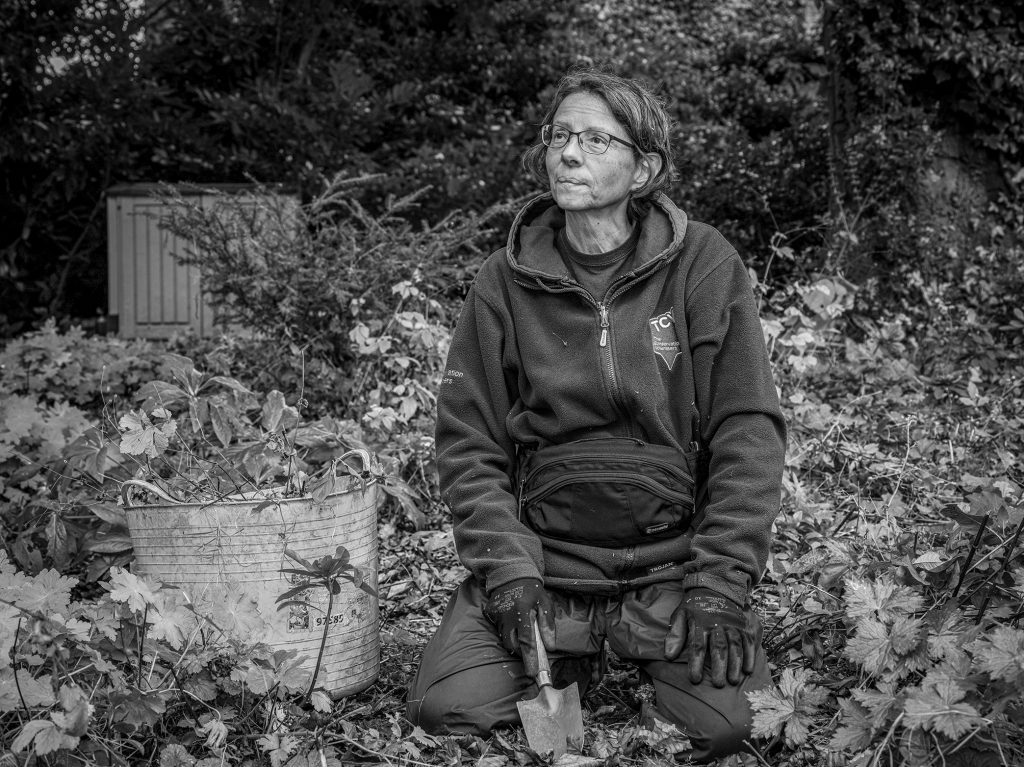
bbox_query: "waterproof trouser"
[407,576,772,763]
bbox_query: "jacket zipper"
[515,274,647,427]
[595,276,645,422]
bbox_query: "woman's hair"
[522,65,678,218]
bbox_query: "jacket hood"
[505,192,688,286]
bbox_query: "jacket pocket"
[519,437,695,547]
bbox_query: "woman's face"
[545,92,647,217]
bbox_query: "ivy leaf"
[118,409,177,459]
[972,626,1024,685]
[748,667,828,746]
[104,567,160,613]
[11,718,78,755]
[903,677,984,739]
[844,575,923,625]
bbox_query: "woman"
[407,66,786,763]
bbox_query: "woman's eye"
[552,129,570,142]
[585,133,609,148]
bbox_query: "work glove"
[664,587,757,688]
[483,577,556,677]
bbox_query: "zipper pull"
[599,304,609,347]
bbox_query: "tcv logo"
[649,308,681,371]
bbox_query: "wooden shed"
[106,183,292,339]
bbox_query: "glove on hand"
[664,587,756,688]
[483,578,555,677]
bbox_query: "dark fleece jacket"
[435,192,786,606]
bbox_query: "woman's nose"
[559,136,584,164]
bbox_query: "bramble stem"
[305,579,335,701]
[12,618,28,719]
[952,513,989,598]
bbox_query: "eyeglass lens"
[542,125,613,155]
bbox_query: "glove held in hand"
[664,587,756,688]
[482,578,555,677]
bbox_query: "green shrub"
[0,320,163,413]
[151,178,519,527]
[156,177,514,415]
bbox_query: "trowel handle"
[531,614,553,687]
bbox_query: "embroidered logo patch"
[649,308,681,370]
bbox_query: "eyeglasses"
[541,124,636,155]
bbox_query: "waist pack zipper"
[523,471,693,508]
[522,453,694,490]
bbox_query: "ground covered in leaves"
[362,520,770,767]
[319,289,1024,766]
[3,255,1024,765]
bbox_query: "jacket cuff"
[682,572,749,608]
[480,563,545,595]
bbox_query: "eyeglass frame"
[540,123,637,155]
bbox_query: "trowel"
[516,615,584,758]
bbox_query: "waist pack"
[517,437,698,548]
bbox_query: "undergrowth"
[1,218,1023,764]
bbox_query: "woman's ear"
[632,152,664,192]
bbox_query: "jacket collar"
[506,192,688,285]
